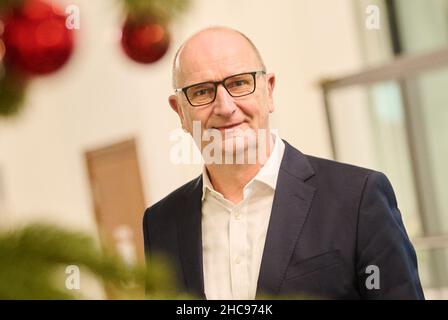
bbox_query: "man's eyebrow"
[181,70,260,87]
[177,76,214,88]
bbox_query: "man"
[143,27,424,300]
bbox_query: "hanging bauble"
[0,39,5,64]
[2,0,74,76]
[120,15,170,64]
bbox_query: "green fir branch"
[0,223,192,299]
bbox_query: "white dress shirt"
[201,132,285,300]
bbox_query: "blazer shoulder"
[281,140,377,183]
[305,154,377,180]
[143,175,201,223]
[303,154,398,210]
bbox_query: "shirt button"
[235,256,241,264]
[235,212,241,220]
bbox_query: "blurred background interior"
[0,0,447,299]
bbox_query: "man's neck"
[205,163,261,204]
[205,135,274,204]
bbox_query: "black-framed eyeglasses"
[174,70,266,107]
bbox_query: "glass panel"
[417,247,448,299]
[415,67,448,234]
[394,0,448,55]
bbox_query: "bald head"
[171,27,266,88]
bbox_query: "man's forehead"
[175,29,260,84]
[179,51,257,76]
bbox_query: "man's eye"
[228,80,248,88]
[192,88,212,97]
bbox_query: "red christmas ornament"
[0,39,5,63]
[2,0,74,76]
[121,16,170,64]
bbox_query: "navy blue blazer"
[143,140,424,299]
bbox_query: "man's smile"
[212,122,245,132]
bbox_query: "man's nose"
[212,84,236,117]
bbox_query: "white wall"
[0,0,364,298]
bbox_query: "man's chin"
[221,143,248,155]
[222,134,257,151]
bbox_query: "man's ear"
[266,73,276,113]
[169,94,186,129]
[169,94,180,114]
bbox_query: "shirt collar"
[201,130,285,201]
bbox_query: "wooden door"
[85,139,146,265]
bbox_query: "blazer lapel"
[176,176,206,298]
[256,141,316,298]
